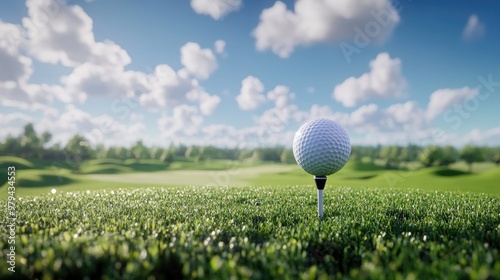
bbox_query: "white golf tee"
[318,189,323,218]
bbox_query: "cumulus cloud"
[253,0,400,58]
[333,52,406,107]
[181,42,218,80]
[190,0,242,20]
[465,127,500,146]
[253,85,300,133]
[255,105,301,133]
[37,104,146,146]
[236,76,266,111]
[267,85,294,108]
[0,22,30,84]
[214,39,226,54]
[299,100,428,135]
[0,19,83,111]
[158,105,203,139]
[462,14,485,41]
[62,62,144,99]
[137,64,220,114]
[187,87,221,115]
[426,87,478,120]
[22,0,130,67]
[0,47,32,84]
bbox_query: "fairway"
[84,165,296,187]
[2,157,500,199]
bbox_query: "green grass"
[1,157,500,199]
[1,156,500,278]
[1,186,499,279]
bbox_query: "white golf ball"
[293,118,351,176]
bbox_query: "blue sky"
[1,0,499,148]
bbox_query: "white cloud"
[0,21,83,111]
[0,20,25,51]
[180,42,218,80]
[62,62,143,99]
[214,39,226,54]
[385,101,426,131]
[23,0,130,67]
[198,92,221,115]
[187,87,221,115]
[0,112,34,139]
[255,105,300,132]
[254,85,299,133]
[0,47,32,84]
[201,124,241,147]
[349,104,382,128]
[138,65,195,109]
[253,0,400,58]
[462,14,485,41]
[0,20,31,84]
[299,101,427,135]
[236,76,266,111]
[465,127,500,146]
[158,105,203,139]
[38,104,146,146]
[138,64,220,114]
[190,0,242,20]
[333,52,406,107]
[426,87,478,120]
[267,85,294,108]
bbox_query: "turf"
[1,186,499,279]
[1,157,500,198]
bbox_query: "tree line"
[1,124,499,172]
[351,144,500,172]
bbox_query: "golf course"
[2,0,500,278]
[1,156,500,199]
[1,155,500,278]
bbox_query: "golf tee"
[318,189,323,218]
[314,176,327,218]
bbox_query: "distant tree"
[379,145,400,169]
[159,148,174,164]
[116,147,128,160]
[185,145,199,160]
[390,146,402,167]
[0,136,22,157]
[238,149,253,161]
[460,144,484,173]
[64,135,93,170]
[43,143,65,161]
[149,147,160,160]
[280,149,296,164]
[105,147,117,159]
[19,123,43,159]
[419,146,441,167]
[185,145,206,162]
[398,145,420,164]
[438,145,458,166]
[94,144,107,159]
[492,147,500,165]
[131,140,147,160]
[41,132,52,146]
[252,147,283,162]
[173,144,188,158]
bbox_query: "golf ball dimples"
[293,118,351,176]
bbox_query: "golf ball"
[293,118,351,176]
